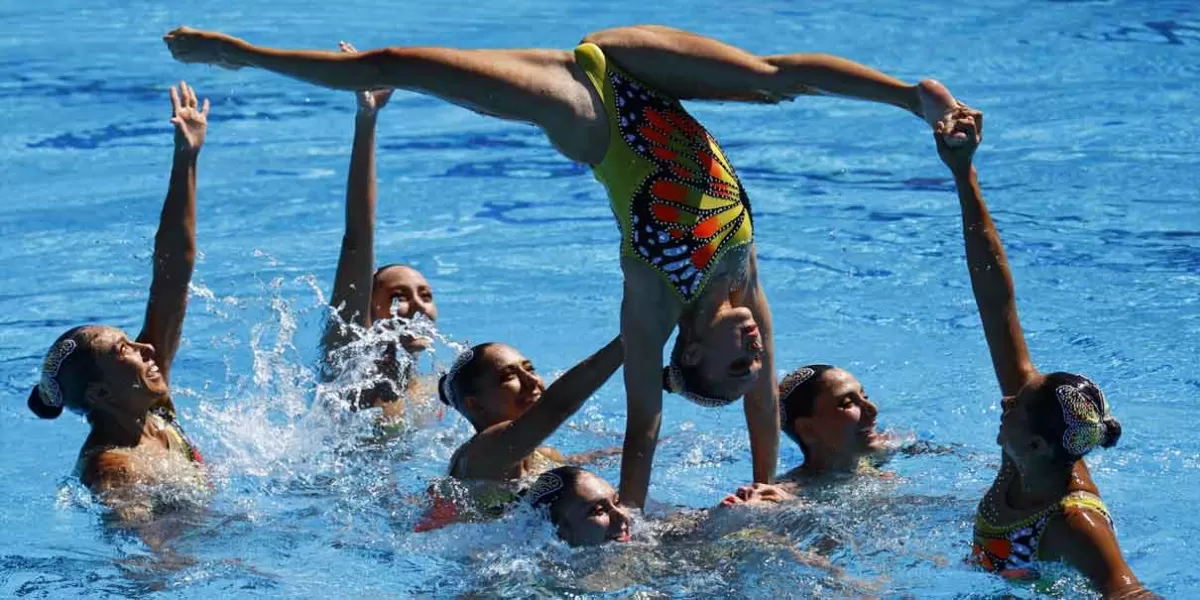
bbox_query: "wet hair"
[1026,372,1122,464]
[373,263,417,281]
[520,466,586,527]
[28,326,104,420]
[437,342,498,423]
[778,364,836,458]
[661,333,738,408]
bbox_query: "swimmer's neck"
[1005,459,1075,508]
[87,409,154,449]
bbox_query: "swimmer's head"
[667,305,763,406]
[522,466,631,547]
[438,342,545,431]
[779,365,884,470]
[28,325,170,421]
[372,264,437,353]
[999,372,1121,470]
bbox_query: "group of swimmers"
[25,24,1155,597]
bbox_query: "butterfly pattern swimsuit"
[575,42,755,303]
[972,488,1112,578]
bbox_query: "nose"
[860,397,878,421]
[412,298,437,322]
[133,342,156,359]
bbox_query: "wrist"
[950,164,976,180]
[355,109,379,123]
[174,143,201,159]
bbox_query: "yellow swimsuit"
[973,490,1112,578]
[574,43,754,303]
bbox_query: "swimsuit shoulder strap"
[1061,490,1113,525]
[573,42,608,97]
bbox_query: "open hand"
[340,41,393,116]
[720,482,794,507]
[935,105,983,173]
[170,81,209,153]
[164,27,245,70]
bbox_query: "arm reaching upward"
[137,82,208,385]
[453,337,624,479]
[937,107,1037,396]
[322,42,395,366]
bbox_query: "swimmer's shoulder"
[79,446,140,492]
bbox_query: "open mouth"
[146,362,161,381]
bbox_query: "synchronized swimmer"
[19,22,1158,598]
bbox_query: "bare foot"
[164,27,244,70]
[918,79,977,147]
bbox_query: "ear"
[1028,435,1054,460]
[463,395,480,416]
[682,341,704,367]
[85,381,109,406]
[793,416,814,441]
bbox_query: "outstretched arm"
[740,251,779,484]
[322,42,394,366]
[163,28,603,163]
[137,82,208,384]
[454,336,624,479]
[937,109,1038,396]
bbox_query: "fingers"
[201,97,210,117]
[169,85,181,114]
[339,41,358,54]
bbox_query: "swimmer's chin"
[401,336,433,353]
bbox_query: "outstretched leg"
[583,25,974,143]
[165,28,606,163]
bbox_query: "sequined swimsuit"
[973,488,1112,578]
[574,42,754,304]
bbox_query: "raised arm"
[136,82,208,383]
[739,251,779,484]
[455,336,624,478]
[321,42,394,365]
[937,108,1037,396]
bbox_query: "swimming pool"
[2,0,1197,597]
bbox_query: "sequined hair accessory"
[665,363,737,408]
[438,347,475,410]
[526,471,565,508]
[778,366,817,422]
[1056,381,1111,457]
[36,339,76,409]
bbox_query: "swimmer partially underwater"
[26,82,212,524]
[514,467,883,595]
[164,24,979,508]
[936,107,1156,598]
[775,363,959,489]
[415,339,624,530]
[319,41,441,430]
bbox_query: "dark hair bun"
[437,373,452,406]
[1100,417,1122,449]
[27,387,63,420]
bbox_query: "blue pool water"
[2,0,1198,597]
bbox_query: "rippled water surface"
[1,0,1197,597]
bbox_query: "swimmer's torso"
[574,42,754,304]
[972,465,1112,578]
[77,408,209,511]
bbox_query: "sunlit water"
[1,0,1197,597]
